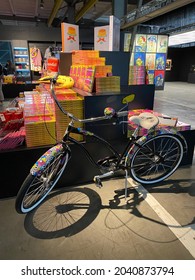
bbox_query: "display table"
[0,86,194,199]
[2,83,38,98]
[0,130,194,199]
[84,85,155,140]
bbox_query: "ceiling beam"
[47,0,64,27]
[35,0,39,17]
[121,0,195,30]
[8,0,15,14]
[75,0,98,23]
[90,3,112,21]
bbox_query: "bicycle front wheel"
[129,134,184,184]
[15,151,70,214]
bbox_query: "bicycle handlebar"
[44,75,129,124]
[116,110,129,118]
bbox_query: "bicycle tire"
[128,134,184,184]
[15,151,70,214]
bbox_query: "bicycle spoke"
[24,183,45,207]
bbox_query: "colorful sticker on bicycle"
[77,128,94,136]
[104,107,115,116]
[31,144,63,175]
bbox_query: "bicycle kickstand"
[93,171,114,188]
[124,169,128,201]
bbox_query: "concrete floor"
[154,82,195,129]
[0,81,195,260]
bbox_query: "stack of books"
[55,93,84,142]
[24,92,56,147]
[95,76,120,93]
[129,66,145,85]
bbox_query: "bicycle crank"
[93,171,114,188]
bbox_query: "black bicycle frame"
[62,124,135,171]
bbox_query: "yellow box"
[25,116,56,147]
[55,95,84,142]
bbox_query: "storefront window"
[0,41,13,67]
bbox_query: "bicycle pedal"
[93,176,103,188]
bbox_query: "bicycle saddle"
[129,112,159,129]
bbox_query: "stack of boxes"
[54,91,84,142]
[95,65,112,78]
[69,65,96,93]
[95,76,120,93]
[70,50,120,94]
[24,91,56,147]
[24,85,84,147]
[72,50,105,66]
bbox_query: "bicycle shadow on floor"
[24,178,195,240]
[106,178,195,232]
[143,178,195,197]
[24,187,102,239]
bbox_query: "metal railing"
[121,0,176,27]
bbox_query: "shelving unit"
[13,47,31,80]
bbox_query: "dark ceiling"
[0,0,162,28]
[0,0,194,34]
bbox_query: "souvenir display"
[125,34,168,89]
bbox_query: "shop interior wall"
[0,24,94,78]
[0,24,94,47]
[28,41,62,80]
[165,46,195,82]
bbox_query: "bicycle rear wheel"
[129,134,184,184]
[15,151,70,214]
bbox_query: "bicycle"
[15,77,187,214]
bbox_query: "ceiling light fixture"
[169,30,195,46]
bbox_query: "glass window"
[0,41,13,67]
